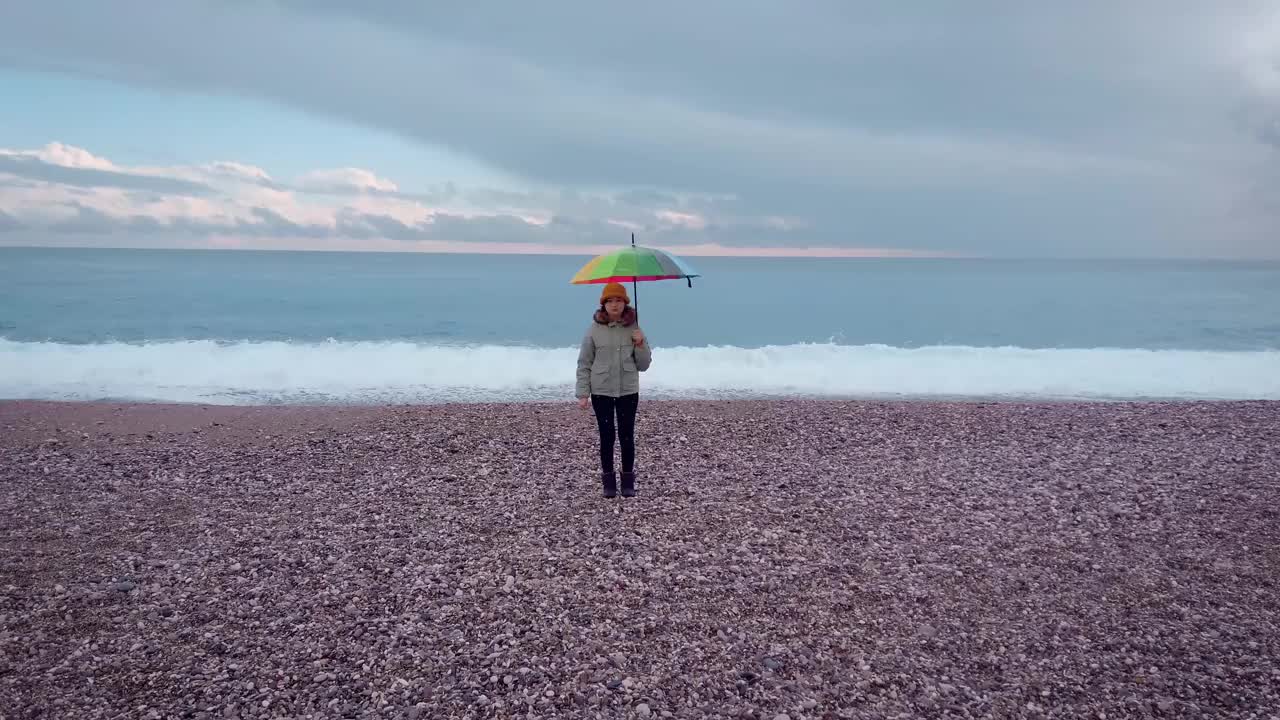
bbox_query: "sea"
[2,246,1279,405]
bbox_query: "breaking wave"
[1,338,1278,404]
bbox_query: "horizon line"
[1,241,1276,263]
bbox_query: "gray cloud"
[0,210,22,232]
[47,204,126,235]
[0,153,213,195]
[0,2,1277,257]
[0,175,39,190]
[1258,117,1280,149]
[17,199,808,250]
[45,203,205,236]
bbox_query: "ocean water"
[2,246,1279,404]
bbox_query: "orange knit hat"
[599,282,630,304]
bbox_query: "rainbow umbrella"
[570,234,699,311]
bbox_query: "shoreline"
[5,396,1274,445]
[3,397,1278,716]
[7,392,1279,410]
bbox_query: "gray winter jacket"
[575,307,653,398]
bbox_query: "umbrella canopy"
[570,237,700,288]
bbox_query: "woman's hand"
[578,397,590,410]
[632,329,645,346]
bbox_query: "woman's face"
[604,297,626,317]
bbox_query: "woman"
[575,282,652,498]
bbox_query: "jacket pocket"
[588,357,606,389]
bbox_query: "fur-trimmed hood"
[593,306,637,327]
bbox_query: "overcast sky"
[0,1,1277,258]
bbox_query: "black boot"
[620,471,637,497]
[601,471,618,498]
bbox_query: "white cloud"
[202,161,274,184]
[0,144,215,195]
[296,167,400,195]
[655,210,707,231]
[1234,4,1280,98]
[0,143,406,235]
[0,141,820,251]
[19,142,116,170]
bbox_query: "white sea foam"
[1,338,1277,404]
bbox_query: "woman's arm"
[575,331,595,397]
[632,327,652,371]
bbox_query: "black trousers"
[591,393,639,473]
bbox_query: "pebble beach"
[2,398,1278,719]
